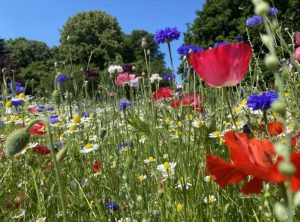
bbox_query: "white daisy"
[157,161,176,179]
[80,143,99,154]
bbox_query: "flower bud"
[4,129,30,157]
[254,1,270,16]
[264,55,278,70]
[141,37,147,48]
[278,161,295,177]
[52,90,61,106]
[274,202,288,221]
[272,99,286,116]
[56,146,68,162]
[147,49,151,55]
[275,143,289,159]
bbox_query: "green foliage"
[58,10,125,70]
[186,0,300,48]
[6,37,51,69]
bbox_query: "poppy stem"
[263,110,270,139]
[224,87,238,129]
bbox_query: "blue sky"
[0,0,205,71]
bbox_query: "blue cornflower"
[8,82,25,93]
[177,45,202,56]
[82,112,89,118]
[47,107,55,111]
[56,74,69,84]
[48,115,60,123]
[38,106,45,112]
[117,141,134,150]
[235,36,244,42]
[247,91,278,110]
[246,15,264,27]
[11,99,23,107]
[214,41,229,48]
[269,7,279,16]
[105,200,118,211]
[163,74,175,80]
[119,99,131,112]
[153,27,181,44]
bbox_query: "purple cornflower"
[48,115,60,124]
[163,74,175,80]
[117,141,134,149]
[246,15,264,27]
[11,99,23,107]
[119,99,131,112]
[214,41,229,48]
[82,112,89,118]
[84,70,99,78]
[8,82,25,93]
[122,64,133,73]
[177,45,202,56]
[153,27,181,44]
[235,36,244,42]
[47,107,55,111]
[38,106,45,112]
[269,7,279,16]
[247,91,278,110]
[105,200,118,211]
[56,74,69,84]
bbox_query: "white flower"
[118,218,130,222]
[35,217,46,222]
[129,78,139,89]
[192,119,204,128]
[11,209,25,219]
[204,176,211,182]
[204,195,217,204]
[157,162,176,179]
[175,178,192,190]
[144,156,155,164]
[108,65,123,74]
[80,143,99,154]
[150,74,162,83]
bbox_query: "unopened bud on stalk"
[188,49,194,54]
[278,161,295,177]
[67,36,70,41]
[271,21,279,32]
[274,202,288,222]
[183,56,187,62]
[99,128,107,139]
[261,34,272,49]
[1,68,8,75]
[54,62,58,68]
[271,99,286,116]
[147,49,151,55]
[275,143,289,159]
[52,90,61,106]
[56,146,68,162]
[264,55,278,70]
[141,37,147,48]
[254,1,270,16]
[4,128,30,157]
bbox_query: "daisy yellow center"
[5,101,12,107]
[148,156,154,161]
[73,114,81,123]
[189,114,193,120]
[163,162,171,170]
[213,131,221,137]
[177,121,183,127]
[18,93,25,99]
[241,99,247,106]
[176,204,184,212]
[165,118,171,125]
[196,120,202,127]
[84,143,93,149]
[69,125,76,131]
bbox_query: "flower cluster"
[153,27,181,44]
[177,45,202,56]
[246,15,264,27]
[247,91,278,110]
[84,70,99,78]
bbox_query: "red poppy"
[28,122,46,135]
[189,43,252,87]
[268,121,283,137]
[170,93,203,110]
[152,87,174,101]
[115,73,136,86]
[291,132,300,147]
[32,145,50,155]
[93,160,102,173]
[206,131,282,194]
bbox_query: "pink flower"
[296,32,300,46]
[115,73,136,86]
[295,47,300,61]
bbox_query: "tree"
[185,0,300,48]
[58,10,125,70]
[6,37,51,69]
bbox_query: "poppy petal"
[241,177,263,195]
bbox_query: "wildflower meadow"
[2,0,300,221]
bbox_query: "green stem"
[167,42,176,89]
[224,87,238,129]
